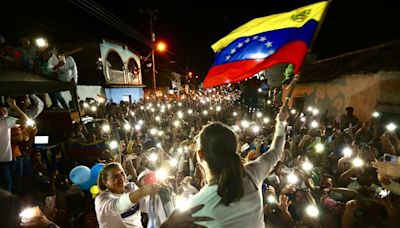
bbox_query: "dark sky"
[1,0,399,79]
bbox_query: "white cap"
[137,169,152,181]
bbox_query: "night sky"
[1,0,399,80]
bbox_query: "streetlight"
[156,41,167,52]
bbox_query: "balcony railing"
[104,67,141,85]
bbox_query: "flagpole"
[284,0,333,107]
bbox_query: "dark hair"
[97,162,124,191]
[198,122,244,205]
[345,106,354,114]
[0,189,21,228]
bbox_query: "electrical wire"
[69,0,152,47]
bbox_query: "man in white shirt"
[47,49,78,109]
[0,100,28,192]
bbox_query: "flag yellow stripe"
[211,1,328,52]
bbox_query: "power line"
[69,0,152,47]
[85,0,150,43]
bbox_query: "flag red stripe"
[204,41,308,88]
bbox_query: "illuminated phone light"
[311,120,319,128]
[124,123,131,131]
[302,161,313,171]
[156,169,168,181]
[343,147,353,157]
[241,120,250,128]
[26,119,36,127]
[109,140,118,150]
[352,158,364,167]
[314,143,324,153]
[149,153,158,162]
[305,205,319,218]
[386,123,397,132]
[177,147,183,154]
[102,124,111,132]
[252,125,260,134]
[372,112,380,118]
[150,128,158,135]
[175,195,189,211]
[267,195,276,204]
[134,124,141,131]
[170,158,178,167]
[287,173,299,184]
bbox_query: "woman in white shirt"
[187,107,288,228]
[95,162,212,228]
[95,162,159,228]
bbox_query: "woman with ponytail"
[187,107,289,227]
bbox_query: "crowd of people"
[1,35,78,109]
[1,87,400,227]
[1,36,400,228]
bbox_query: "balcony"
[104,67,141,85]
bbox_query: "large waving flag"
[204,1,328,88]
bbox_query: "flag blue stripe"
[213,19,318,66]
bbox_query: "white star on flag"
[268,49,275,55]
[253,35,259,40]
[265,41,273,48]
[244,38,250,43]
[259,37,266,42]
[237,42,243,48]
[230,48,236,54]
[226,55,231,60]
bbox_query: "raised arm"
[27,94,44,119]
[245,107,288,185]
[96,183,159,215]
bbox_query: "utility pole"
[148,10,157,94]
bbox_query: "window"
[122,95,131,103]
[106,51,124,71]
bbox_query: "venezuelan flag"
[204,1,328,88]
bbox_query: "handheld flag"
[204,1,328,88]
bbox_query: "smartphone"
[20,206,41,223]
[370,183,390,198]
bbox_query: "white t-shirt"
[0,116,17,162]
[186,130,285,228]
[48,54,78,83]
[142,195,168,228]
[95,183,143,228]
